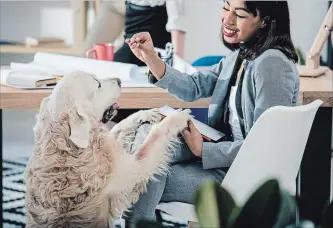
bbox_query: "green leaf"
[195,180,220,228]
[226,206,241,228]
[195,180,237,228]
[215,182,238,227]
[322,200,333,228]
[228,179,281,228]
[296,47,306,65]
[274,190,297,228]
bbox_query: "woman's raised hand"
[125,32,156,64]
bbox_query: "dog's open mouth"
[101,102,119,123]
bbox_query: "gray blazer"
[148,49,300,169]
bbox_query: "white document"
[159,105,225,142]
[10,62,154,88]
[4,48,197,89]
[154,47,198,74]
[173,54,198,74]
[10,62,65,75]
[32,52,154,87]
[0,66,55,89]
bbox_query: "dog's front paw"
[136,108,162,124]
[161,109,192,135]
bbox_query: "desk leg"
[299,107,332,224]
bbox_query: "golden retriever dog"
[24,71,192,228]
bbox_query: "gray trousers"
[124,124,226,224]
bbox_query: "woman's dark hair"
[222,1,299,63]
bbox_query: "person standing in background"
[84,0,126,53]
[84,0,187,63]
[86,0,187,123]
[114,0,187,65]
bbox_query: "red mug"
[85,43,114,61]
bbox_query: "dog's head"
[35,71,121,148]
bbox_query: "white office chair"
[156,100,323,222]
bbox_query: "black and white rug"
[2,157,186,228]
[3,157,28,228]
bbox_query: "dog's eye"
[93,78,101,88]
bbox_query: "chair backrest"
[221,100,323,206]
[192,55,225,67]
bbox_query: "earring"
[261,17,270,28]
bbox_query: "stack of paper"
[0,65,58,89]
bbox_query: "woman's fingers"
[135,34,147,44]
[126,32,154,63]
[129,39,147,50]
[132,32,150,43]
[130,33,143,44]
[128,41,136,49]
[127,35,142,50]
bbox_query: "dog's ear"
[33,96,50,133]
[69,107,91,148]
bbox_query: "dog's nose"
[114,78,121,87]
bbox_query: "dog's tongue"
[101,102,120,124]
[112,101,120,109]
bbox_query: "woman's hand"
[125,32,156,64]
[126,32,166,79]
[182,120,203,157]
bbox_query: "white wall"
[0,0,330,64]
[183,0,227,62]
[0,0,95,64]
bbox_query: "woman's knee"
[161,163,226,203]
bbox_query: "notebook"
[1,67,61,89]
[159,105,225,142]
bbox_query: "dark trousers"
[113,1,171,123]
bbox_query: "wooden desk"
[298,69,333,107]
[0,86,210,110]
[0,70,332,109]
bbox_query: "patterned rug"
[2,157,187,228]
[3,157,28,228]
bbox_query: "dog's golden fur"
[24,71,191,228]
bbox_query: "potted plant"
[137,179,332,228]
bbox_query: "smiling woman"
[221,0,298,62]
[221,0,262,43]
[122,0,301,226]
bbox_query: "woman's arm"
[83,0,125,51]
[147,58,223,102]
[165,0,187,58]
[201,55,299,169]
[126,32,223,102]
[171,30,186,58]
[252,55,299,121]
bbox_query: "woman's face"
[221,0,263,44]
